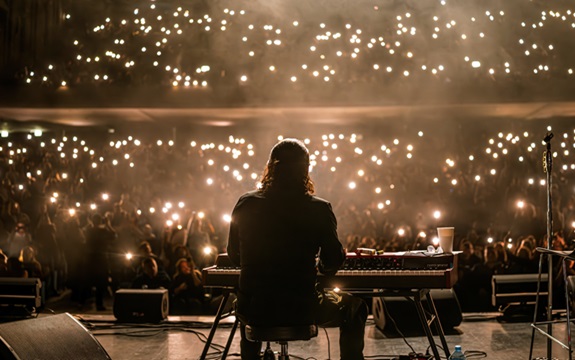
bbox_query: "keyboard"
[203,252,458,290]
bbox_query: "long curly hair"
[259,138,315,195]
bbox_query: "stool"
[245,324,318,360]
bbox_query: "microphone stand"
[544,132,554,360]
[529,132,554,360]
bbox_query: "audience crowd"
[15,0,575,103]
[0,118,574,313]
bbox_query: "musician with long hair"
[227,138,368,360]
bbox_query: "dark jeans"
[239,291,368,360]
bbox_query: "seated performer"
[227,138,368,360]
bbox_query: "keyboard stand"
[200,288,238,360]
[201,287,451,360]
[365,288,451,360]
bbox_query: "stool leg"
[279,342,289,360]
[263,342,275,360]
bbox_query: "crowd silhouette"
[0,118,574,312]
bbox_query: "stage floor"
[74,313,567,360]
[38,293,567,359]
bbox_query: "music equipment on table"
[203,252,458,290]
[0,277,42,318]
[113,289,169,323]
[0,313,111,360]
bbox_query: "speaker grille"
[0,313,111,360]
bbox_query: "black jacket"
[227,190,345,325]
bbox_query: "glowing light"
[348,182,357,190]
[433,210,441,219]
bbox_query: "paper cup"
[437,227,455,253]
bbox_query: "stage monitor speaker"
[0,277,42,318]
[0,312,111,360]
[372,293,386,331]
[492,273,548,307]
[372,289,462,336]
[114,289,169,323]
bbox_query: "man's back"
[227,138,367,359]
[227,190,344,325]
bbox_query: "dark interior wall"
[1,0,63,82]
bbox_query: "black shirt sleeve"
[317,201,345,276]
[227,197,242,267]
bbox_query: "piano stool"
[245,324,318,360]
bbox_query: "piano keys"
[203,252,458,290]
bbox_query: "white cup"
[437,227,455,254]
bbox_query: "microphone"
[543,132,554,143]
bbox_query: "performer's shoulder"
[236,190,264,203]
[308,194,331,207]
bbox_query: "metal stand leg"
[563,259,573,360]
[413,290,441,360]
[529,253,545,360]
[279,342,289,360]
[200,290,231,360]
[529,248,575,359]
[548,253,554,360]
[425,291,451,359]
[221,316,240,359]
